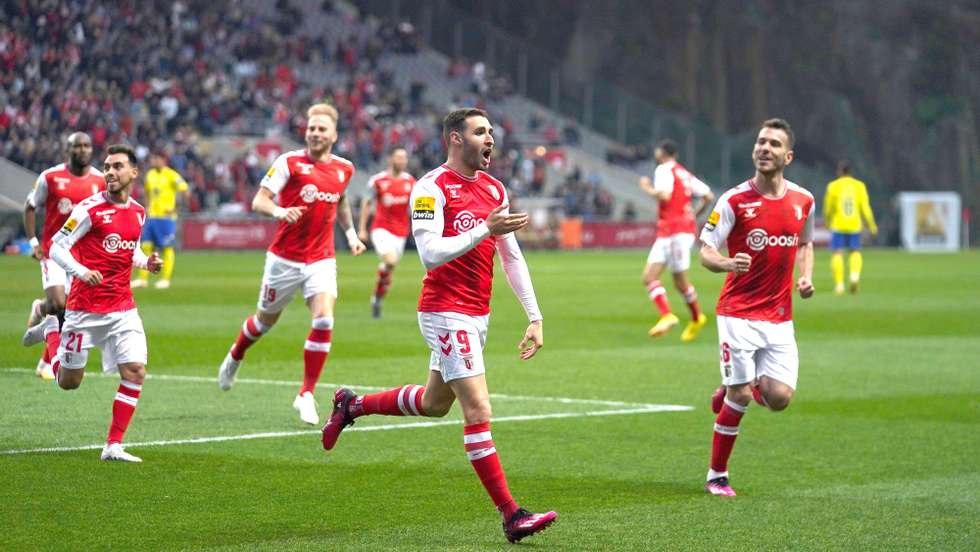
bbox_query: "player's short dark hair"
[106,144,138,166]
[655,139,678,157]
[443,108,489,142]
[389,145,407,155]
[837,160,851,175]
[761,118,795,148]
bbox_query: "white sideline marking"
[0,368,693,456]
[0,405,689,456]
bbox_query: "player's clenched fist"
[273,205,307,224]
[486,204,528,236]
[797,276,814,298]
[80,270,103,285]
[730,252,752,273]
[147,252,163,274]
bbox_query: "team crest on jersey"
[794,205,803,220]
[296,162,314,175]
[488,185,500,201]
[412,197,435,220]
[336,169,345,182]
[57,197,73,214]
[453,210,483,233]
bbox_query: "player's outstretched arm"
[496,233,543,360]
[700,244,751,274]
[50,207,100,284]
[357,196,372,242]
[252,187,305,223]
[796,242,815,298]
[337,193,366,255]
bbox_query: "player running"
[824,160,877,295]
[131,153,190,289]
[321,108,557,543]
[217,103,366,426]
[45,144,162,462]
[639,139,715,341]
[698,119,815,497]
[357,146,416,318]
[22,132,105,380]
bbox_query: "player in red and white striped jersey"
[322,108,557,543]
[217,103,366,426]
[698,119,815,497]
[357,146,416,318]
[46,144,162,463]
[639,139,715,341]
[21,132,105,379]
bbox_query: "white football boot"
[293,392,319,425]
[23,315,57,347]
[100,443,142,463]
[217,352,240,391]
[35,357,54,380]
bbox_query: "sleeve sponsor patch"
[412,196,436,220]
[265,166,276,178]
[704,210,720,230]
[60,218,78,234]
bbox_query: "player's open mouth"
[481,148,492,163]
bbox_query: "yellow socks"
[162,247,176,281]
[848,251,862,283]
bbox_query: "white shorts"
[370,228,408,260]
[58,309,147,371]
[418,311,489,383]
[646,233,696,273]
[258,252,337,313]
[717,315,798,389]
[41,257,71,293]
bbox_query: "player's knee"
[766,392,793,411]
[422,398,452,418]
[462,402,492,425]
[58,374,81,390]
[725,385,753,406]
[119,363,146,385]
[256,310,280,327]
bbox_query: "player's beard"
[464,145,490,172]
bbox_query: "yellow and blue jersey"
[144,166,188,220]
[823,175,876,234]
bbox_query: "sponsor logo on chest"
[300,183,340,203]
[745,228,799,251]
[453,210,484,234]
[102,232,138,253]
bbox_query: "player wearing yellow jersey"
[823,161,877,295]
[132,153,190,289]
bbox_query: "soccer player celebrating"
[321,108,557,543]
[45,144,162,462]
[823,160,877,295]
[217,103,366,426]
[22,132,105,379]
[131,153,190,289]
[639,139,715,341]
[357,146,416,318]
[698,119,815,497]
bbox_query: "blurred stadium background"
[0,0,975,251]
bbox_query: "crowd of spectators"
[1,0,619,220]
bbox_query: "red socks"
[465,422,518,519]
[353,384,426,417]
[374,266,393,301]
[646,280,671,315]
[301,317,333,395]
[683,285,702,320]
[107,380,142,444]
[710,398,746,473]
[230,315,270,361]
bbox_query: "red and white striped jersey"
[653,160,711,236]
[367,170,415,237]
[26,164,105,257]
[412,165,506,316]
[54,193,146,314]
[260,149,355,263]
[700,179,815,323]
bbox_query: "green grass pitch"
[1,248,977,550]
